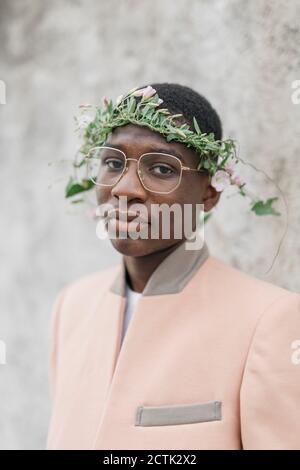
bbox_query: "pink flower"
[143,85,157,99]
[224,158,237,176]
[102,95,109,107]
[211,170,231,192]
[131,89,143,97]
[231,175,243,187]
[132,85,157,100]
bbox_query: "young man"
[46,83,300,450]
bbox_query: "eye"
[103,158,124,171]
[149,164,176,177]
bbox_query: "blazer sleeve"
[47,286,68,402]
[240,291,300,449]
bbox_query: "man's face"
[96,123,220,257]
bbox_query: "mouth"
[105,208,150,225]
[104,208,150,235]
[107,218,149,235]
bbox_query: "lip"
[105,208,150,225]
[107,218,149,234]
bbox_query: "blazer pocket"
[135,400,222,427]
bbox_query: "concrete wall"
[0,0,299,449]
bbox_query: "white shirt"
[120,282,142,345]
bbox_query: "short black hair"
[138,82,222,140]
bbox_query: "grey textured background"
[0,0,299,449]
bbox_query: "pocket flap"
[135,400,222,426]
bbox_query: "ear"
[202,182,221,212]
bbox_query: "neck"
[123,240,185,293]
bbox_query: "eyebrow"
[104,143,184,161]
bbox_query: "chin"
[105,219,154,256]
[109,237,157,257]
[105,220,184,257]
[109,235,179,257]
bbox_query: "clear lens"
[86,146,126,185]
[139,153,182,193]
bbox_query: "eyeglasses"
[84,146,206,194]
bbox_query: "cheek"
[96,187,110,205]
[172,182,204,206]
[167,184,205,231]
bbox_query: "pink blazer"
[46,242,300,450]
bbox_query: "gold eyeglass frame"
[84,145,206,195]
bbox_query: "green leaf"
[206,142,219,151]
[204,212,212,223]
[250,197,281,216]
[238,184,247,196]
[175,128,186,138]
[141,105,151,117]
[219,153,230,168]
[65,177,95,198]
[73,155,87,168]
[146,108,155,119]
[166,133,178,142]
[157,108,170,115]
[193,117,201,135]
[169,113,183,119]
[107,100,113,113]
[71,198,84,204]
[128,97,136,113]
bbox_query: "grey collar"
[109,240,210,297]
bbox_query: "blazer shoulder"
[50,263,121,337]
[205,254,297,307]
[53,264,120,316]
[63,263,120,298]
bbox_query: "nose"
[111,158,147,200]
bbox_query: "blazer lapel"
[109,240,210,297]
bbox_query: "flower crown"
[66,85,282,217]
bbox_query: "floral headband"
[66,85,283,218]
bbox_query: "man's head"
[147,82,222,140]
[96,83,223,257]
